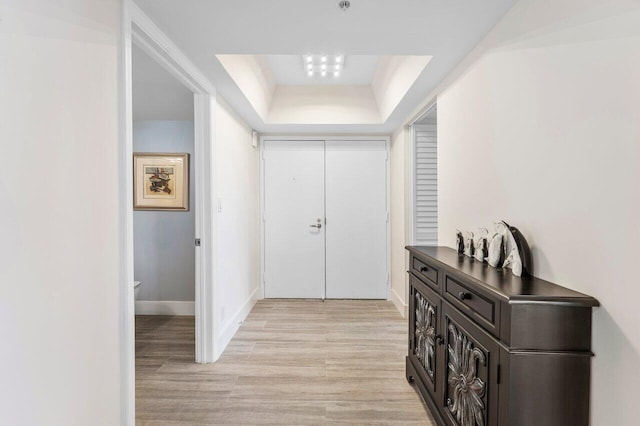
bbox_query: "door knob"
[310,218,322,229]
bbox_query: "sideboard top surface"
[407,246,599,307]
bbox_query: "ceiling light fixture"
[339,1,351,12]
[302,55,345,78]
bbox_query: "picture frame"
[133,153,189,211]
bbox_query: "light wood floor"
[135,299,435,425]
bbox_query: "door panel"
[325,140,387,299]
[263,140,325,298]
[409,274,443,401]
[442,303,500,426]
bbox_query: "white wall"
[390,126,409,317]
[0,0,121,424]
[216,54,276,121]
[268,85,381,124]
[133,121,195,303]
[372,55,432,122]
[398,0,640,423]
[214,97,260,353]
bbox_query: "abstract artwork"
[134,153,189,211]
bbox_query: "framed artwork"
[133,153,189,211]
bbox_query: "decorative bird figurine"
[464,232,475,257]
[502,221,532,277]
[474,228,489,263]
[503,247,523,276]
[456,230,464,254]
[486,232,504,267]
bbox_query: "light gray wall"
[133,121,195,302]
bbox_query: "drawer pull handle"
[435,335,444,345]
[458,291,471,301]
[420,266,429,273]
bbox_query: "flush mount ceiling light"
[303,55,345,78]
[339,1,351,11]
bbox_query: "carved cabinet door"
[409,274,443,401]
[441,303,500,426]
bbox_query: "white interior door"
[263,140,325,298]
[325,140,388,299]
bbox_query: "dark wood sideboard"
[405,246,598,426]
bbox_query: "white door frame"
[259,135,391,300]
[120,2,217,424]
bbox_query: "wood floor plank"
[135,300,435,425]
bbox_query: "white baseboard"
[216,287,260,358]
[135,300,195,316]
[391,287,408,319]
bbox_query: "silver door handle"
[309,224,322,229]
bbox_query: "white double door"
[263,139,388,299]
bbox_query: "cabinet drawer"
[444,275,500,337]
[411,255,439,290]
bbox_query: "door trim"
[259,135,391,301]
[121,2,218,424]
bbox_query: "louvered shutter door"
[414,124,437,244]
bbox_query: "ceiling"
[134,0,519,133]
[132,44,193,122]
[266,55,381,86]
[216,54,431,125]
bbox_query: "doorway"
[262,138,389,300]
[121,7,218,423]
[132,44,196,319]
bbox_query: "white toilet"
[134,281,142,300]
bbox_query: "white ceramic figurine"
[503,247,523,277]
[486,232,504,267]
[474,228,489,263]
[464,231,475,257]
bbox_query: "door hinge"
[386,211,389,223]
[195,238,201,247]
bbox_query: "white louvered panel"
[414,124,437,245]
